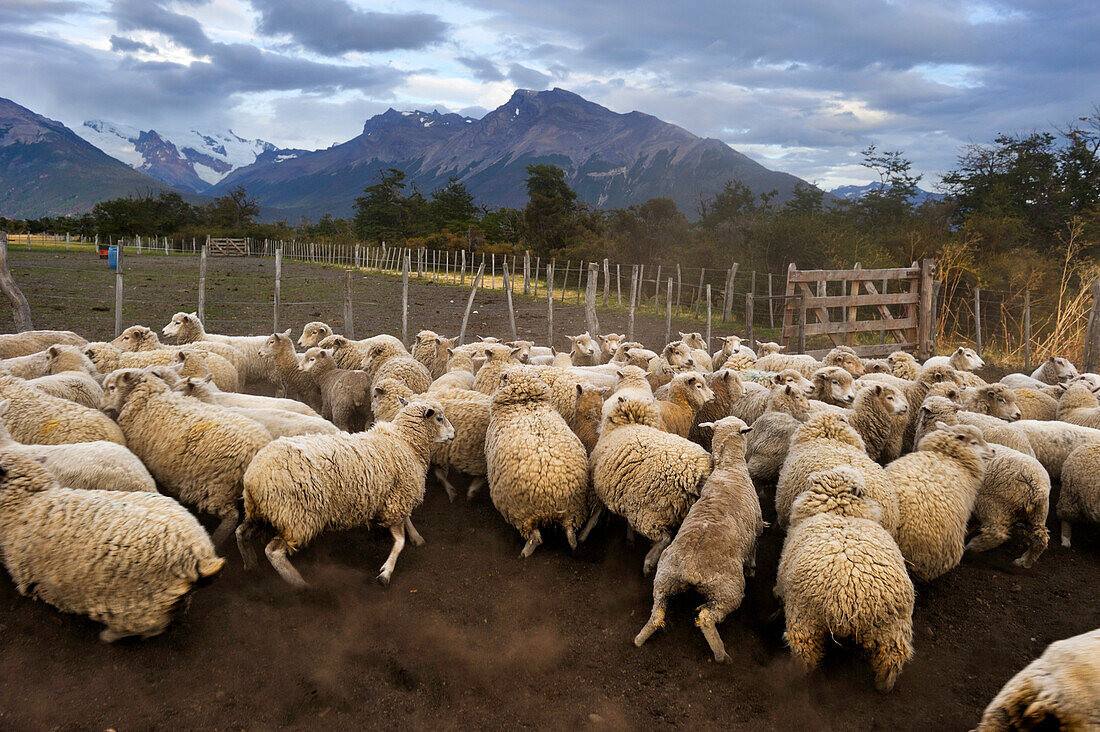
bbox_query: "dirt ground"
[1,249,1099,730]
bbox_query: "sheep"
[569,383,604,455]
[300,347,372,432]
[1032,356,1079,385]
[863,358,892,374]
[172,373,318,416]
[729,370,813,427]
[568,332,602,366]
[964,444,1050,568]
[717,351,757,372]
[175,375,338,439]
[1011,419,1100,480]
[913,396,1038,459]
[505,340,554,366]
[822,347,865,377]
[678,331,714,371]
[0,450,224,642]
[888,423,992,581]
[712,336,756,367]
[690,369,744,449]
[256,331,322,413]
[0,373,125,446]
[775,466,914,693]
[26,371,102,409]
[473,343,522,394]
[412,330,457,379]
[975,628,1100,731]
[755,352,821,379]
[0,349,53,379]
[0,330,85,359]
[85,342,239,393]
[103,369,270,545]
[927,380,964,402]
[0,399,155,493]
[372,378,490,501]
[925,346,984,373]
[362,340,432,395]
[1013,387,1059,421]
[634,417,762,662]
[588,396,713,573]
[959,383,1022,422]
[1057,381,1100,430]
[655,372,715,438]
[775,412,897,533]
[810,366,857,407]
[1057,443,1100,548]
[743,386,811,484]
[430,349,476,392]
[646,357,696,392]
[484,368,590,557]
[111,325,246,375]
[655,341,695,369]
[237,397,453,587]
[850,383,909,463]
[161,312,279,392]
[44,344,100,379]
[599,333,624,362]
[755,341,783,356]
[297,321,334,349]
[889,364,964,452]
[611,342,659,369]
[886,351,922,381]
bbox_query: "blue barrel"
[108,246,118,270]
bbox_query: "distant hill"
[0,97,172,219]
[829,183,945,205]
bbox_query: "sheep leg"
[1061,520,1072,548]
[99,627,132,643]
[235,519,260,570]
[869,633,911,694]
[377,523,406,586]
[634,595,668,648]
[210,509,239,548]
[578,506,603,542]
[626,525,636,544]
[1015,524,1049,569]
[642,534,671,575]
[696,606,730,663]
[786,621,827,673]
[964,525,1009,555]
[466,476,485,500]
[404,516,425,546]
[520,529,543,558]
[265,537,308,589]
[565,526,578,551]
[432,466,458,502]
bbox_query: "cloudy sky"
[3,0,1099,188]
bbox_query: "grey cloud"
[458,55,505,82]
[507,63,550,90]
[251,0,447,56]
[109,35,156,54]
[111,0,212,53]
[0,0,84,25]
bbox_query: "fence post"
[767,273,775,329]
[653,264,662,314]
[664,277,673,344]
[1023,290,1032,372]
[705,284,712,351]
[745,293,754,350]
[402,253,410,345]
[627,265,639,342]
[344,270,355,340]
[458,262,486,345]
[461,249,467,285]
[603,258,610,307]
[503,261,517,341]
[585,262,601,337]
[1083,282,1100,373]
[561,261,570,302]
[546,264,555,347]
[918,258,935,360]
[524,251,531,296]
[798,293,807,355]
[114,243,124,337]
[722,263,739,322]
[675,263,682,315]
[694,267,705,317]
[974,286,983,357]
[198,244,207,324]
[273,249,282,332]
[533,257,541,297]
[0,233,33,332]
[616,264,622,306]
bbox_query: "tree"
[209,186,259,229]
[353,169,411,243]
[429,178,478,232]
[858,145,921,220]
[523,164,579,254]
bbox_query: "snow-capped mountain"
[79,121,278,193]
[829,183,945,205]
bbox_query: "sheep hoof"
[566,527,578,551]
[713,651,731,664]
[99,628,127,643]
[376,571,392,587]
[875,667,900,693]
[520,531,542,558]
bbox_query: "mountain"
[829,183,945,205]
[213,88,813,218]
[0,97,172,219]
[79,121,277,193]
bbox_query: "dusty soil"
[1,249,1098,730]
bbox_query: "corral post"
[1024,290,1032,372]
[546,264,555,346]
[675,263,682,315]
[616,263,622,306]
[136,235,141,255]
[665,277,673,344]
[603,258,610,306]
[458,262,486,345]
[344,270,354,340]
[797,293,807,355]
[402,253,410,345]
[585,262,601,337]
[1083,282,1100,373]
[705,285,712,351]
[533,257,541,297]
[627,264,639,342]
[503,261,517,341]
[561,261,570,302]
[768,272,775,329]
[745,293,754,349]
[722,264,739,322]
[0,233,33,332]
[461,249,467,285]
[653,265,662,314]
[65,232,69,251]
[491,253,496,290]
[354,244,360,270]
[974,286,983,357]
[114,243,124,337]
[694,267,705,317]
[918,258,935,360]
[198,245,207,324]
[524,251,531,295]
[273,249,282,332]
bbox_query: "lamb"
[297,321,334,349]
[1056,381,1100,430]
[712,336,756,367]
[913,396,1038,459]
[569,383,605,455]
[888,423,992,581]
[484,368,590,557]
[0,399,155,493]
[102,369,271,546]
[362,340,432,395]
[161,312,279,391]
[1031,355,1079,385]
[958,383,1021,422]
[0,373,125,445]
[1012,387,1059,421]
[176,375,339,439]
[775,412,897,534]
[300,347,372,432]
[886,351,922,380]
[822,347,866,377]
[634,417,762,662]
[173,374,319,416]
[412,330,457,379]
[810,366,857,406]
[588,396,713,573]
[927,380,964,402]
[690,369,745,449]
[256,331,322,413]
[655,372,715,438]
[237,397,454,587]
[0,450,224,642]
[0,330,85,359]
[755,341,783,356]
[1057,443,1100,548]
[599,333,624,362]
[965,444,1050,569]
[26,371,102,409]
[849,383,909,463]
[111,325,247,374]
[743,386,811,484]
[925,346,984,372]
[975,628,1100,731]
[754,352,821,379]
[372,378,491,501]
[568,332,602,366]
[775,466,914,693]
[678,331,714,371]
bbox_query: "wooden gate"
[780,259,935,359]
[206,237,249,256]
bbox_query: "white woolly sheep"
[965,444,1050,569]
[925,346,984,372]
[473,343,522,394]
[1009,419,1100,480]
[678,331,714,371]
[849,382,909,463]
[588,396,712,573]
[44,344,101,380]
[962,383,1022,421]
[173,375,319,416]
[754,352,821,379]
[655,372,714,438]
[1056,381,1100,430]
[484,368,591,557]
[1032,356,1079,385]
[888,423,991,581]
[256,331,322,413]
[161,312,279,392]
[429,349,476,392]
[26,371,102,409]
[569,382,604,455]
[85,341,239,393]
[810,366,857,406]
[634,417,762,662]
[0,449,223,642]
[301,348,372,431]
[755,341,783,356]
[362,340,432,394]
[822,347,866,377]
[412,330,457,379]
[297,321,334,349]
[568,332,602,366]
[776,466,914,693]
[975,628,1100,731]
[599,333,624,362]
[886,351,922,381]
[1012,387,1059,421]
[0,373,125,446]
[236,397,453,587]
[0,349,53,379]
[690,369,744,449]
[745,410,802,484]
[913,396,1037,459]
[111,325,246,375]
[729,370,813,426]
[0,330,85,359]
[712,335,756,367]
[175,376,339,439]
[103,370,271,546]
[1057,443,1100,548]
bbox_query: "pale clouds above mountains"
[3,0,1098,187]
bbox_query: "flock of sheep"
[0,316,1098,727]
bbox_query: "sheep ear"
[697,422,714,430]
[740,425,753,434]
[874,384,883,395]
[202,374,214,384]
[446,347,454,356]
[423,408,435,419]
[177,351,187,361]
[397,396,409,407]
[282,329,291,337]
[1049,356,1057,362]
[0,399,8,416]
[120,371,134,383]
[576,383,583,396]
[169,362,184,373]
[723,371,732,381]
[47,345,59,358]
[934,420,948,430]
[617,395,625,404]
[373,385,386,398]
[784,385,794,394]
[957,347,965,353]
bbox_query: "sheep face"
[162,312,198,339]
[671,372,715,408]
[661,341,693,367]
[100,368,147,417]
[983,385,1022,421]
[568,333,599,364]
[300,348,333,374]
[927,382,962,402]
[679,332,707,351]
[815,367,856,405]
[950,347,985,371]
[111,325,152,352]
[926,422,996,461]
[1048,356,1080,382]
[756,341,783,356]
[298,322,333,349]
[600,333,623,357]
[774,369,814,396]
[869,383,908,415]
[258,331,293,359]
